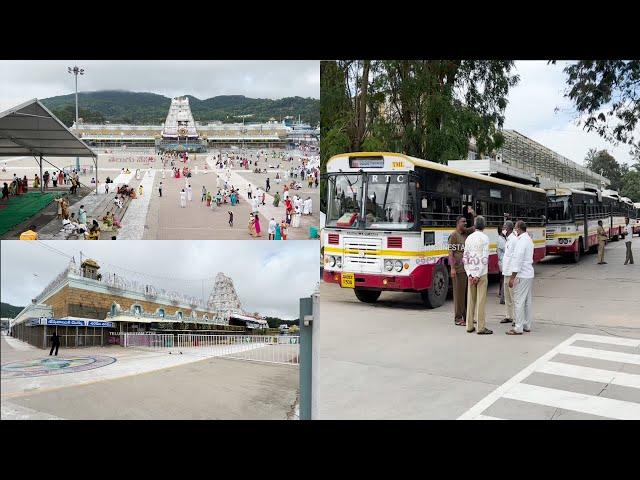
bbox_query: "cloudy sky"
[0,60,320,111]
[504,60,637,166]
[0,241,319,319]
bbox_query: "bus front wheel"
[421,264,449,308]
[354,289,381,304]
[569,239,583,263]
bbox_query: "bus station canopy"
[0,99,96,158]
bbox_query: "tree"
[562,60,640,149]
[620,170,640,202]
[584,149,624,190]
[377,60,518,160]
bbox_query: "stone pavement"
[1,334,298,420]
[143,158,266,240]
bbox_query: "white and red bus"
[634,203,640,236]
[322,152,547,308]
[545,188,636,261]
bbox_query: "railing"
[119,333,299,366]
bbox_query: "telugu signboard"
[34,318,115,328]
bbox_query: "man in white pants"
[506,220,534,335]
[500,220,517,326]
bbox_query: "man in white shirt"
[500,220,518,325]
[507,221,535,335]
[268,218,277,240]
[463,215,492,335]
[624,217,634,265]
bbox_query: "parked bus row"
[321,152,638,308]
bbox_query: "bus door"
[582,201,588,249]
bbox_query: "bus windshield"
[326,173,364,228]
[364,173,416,229]
[547,195,572,222]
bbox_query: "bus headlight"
[336,256,342,268]
[384,260,394,271]
[394,260,403,272]
[329,256,336,267]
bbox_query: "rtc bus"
[322,152,547,308]
[634,203,640,235]
[545,188,636,262]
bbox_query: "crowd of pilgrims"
[1,169,82,200]
[162,150,316,239]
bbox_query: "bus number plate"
[341,273,355,288]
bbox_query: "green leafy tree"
[562,60,640,148]
[584,149,624,190]
[621,170,640,202]
[377,60,517,161]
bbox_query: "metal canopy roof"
[0,99,96,158]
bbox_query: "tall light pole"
[68,65,85,172]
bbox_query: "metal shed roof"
[0,99,96,158]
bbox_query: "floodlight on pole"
[68,65,85,172]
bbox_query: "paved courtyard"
[1,333,298,420]
[0,149,318,240]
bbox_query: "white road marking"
[503,383,640,420]
[458,333,640,420]
[457,333,579,420]
[475,415,504,420]
[560,345,640,365]
[536,361,640,389]
[573,334,640,348]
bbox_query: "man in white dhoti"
[187,184,193,202]
[162,169,166,179]
[252,196,259,214]
[135,169,141,180]
[506,221,535,336]
[180,189,187,208]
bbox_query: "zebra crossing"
[458,333,640,420]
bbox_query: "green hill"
[41,91,319,127]
[1,302,24,318]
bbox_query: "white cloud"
[0,240,319,319]
[504,60,637,166]
[0,60,320,112]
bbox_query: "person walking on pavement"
[159,181,163,197]
[49,330,60,356]
[624,217,634,265]
[506,221,535,335]
[597,220,608,264]
[448,213,476,326]
[500,220,517,325]
[464,215,491,335]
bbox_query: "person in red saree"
[284,197,293,214]
[58,171,64,185]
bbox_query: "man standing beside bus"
[464,215,492,335]
[624,217,634,265]
[448,211,475,326]
[506,221,534,335]
[500,220,517,326]
[597,220,608,265]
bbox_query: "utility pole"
[68,65,85,172]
